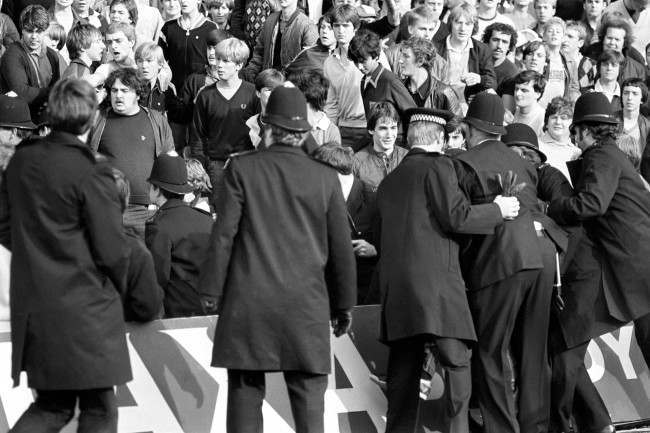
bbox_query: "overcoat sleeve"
[123,240,164,322]
[145,219,172,290]
[325,175,357,314]
[548,146,620,225]
[197,158,245,308]
[427,158,503,235]
[80,163,129,291]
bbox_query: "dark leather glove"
[331,310,352,337]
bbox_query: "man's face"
[409,19,437,40]
[137,57,161,82]
[562,28,584,55]
[543,23,564,48]
[21,26,45,52]
[370,118,398,152]
[43,35,59,50]
[399,47,419,77]
[514,80,540,108]
[447,129,465,149]
[583,0,604,18]
[208,3,231,24]
[622,85,643,112]
[162,0,181,16]
[87,36,105,61]
[110,78,139,114]
[546,112,571,140]
[603,27,626,53]
[523,45,547,73]
[180,0,199,15]
[450,16,473,43]
[216,56,241,80]
[421,0,444,19]
[355,56,378,76]
[105,31,133,62]
[488,30,511,62]
[56,0,73,7]
[319,21,336,48]
[333,21,356,45]
[109,3,131,23]
[599,61,620,82]
[534,2,555,23]
[206,45,217,66]
[479,0,498,9]
[73,0,90,14]
[278,0,298,10]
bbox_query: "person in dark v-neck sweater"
[189,37,260,207]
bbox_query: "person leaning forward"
[197,84,356,433]
[377,107,520,433]
[453,92,559,433]
[0,78,130,433]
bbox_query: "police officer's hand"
[352,239,377,258]
[493,195,519,220]
[331,310,352,337]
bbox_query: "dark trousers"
[226,369,328,433]
[339,126,369,152]
[468,235,555,433]
[10,388,117,433]
[550,342,611,433]
[385,336,471,433]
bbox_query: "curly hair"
[401,36,436,69]
[482,22,517,53]
[105,68,144,98]
[574,122,620,147]
[598,16,634,50]
[348,28,381,63]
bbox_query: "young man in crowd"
[86,22,136,88]
[323,3,399,150]
[160,0,216,89]
[618,78,650,183]
[189,38,259,207]
[482,22,519,89]
[348,29,415,122]
[240,0,317,81]
[433,2,496,107]
[246,68,285,148]
[532,0,555,36]
[352,102,407,190]
[540,17,569,107]
[205,0,233,30]
[285,13,338,76]
[63,23,105,79]
[0,5,62,124]
[604,0,650,58]
[538,96,581,182]
[513,70,547,136]
[562,20,587,102]
[88,68,175,237]
[0,78,131,433]
[145,154,214,318]
[475,0,515,40]
[581,0,605,44]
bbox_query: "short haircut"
[565,20,587,42]
[267,124,306,147]
[622,77,649,103]
[19,4,49,32]
[401,36,436,69]
[408,121,445,148]
[205,0,234,9]
[598,16,633,49]
[331,4,361,30]
[135,42,166,66]
[107,22,136,42]
[312,142,354,175]
[215,37,249,65]
[46,78,98,135]
[348,29,381,63]
[543,16,566,34]
[617,133,642,169]
[67,23,103,60]
[534,0,556,7]
[445,116,466,137]
[544,96,573,127]
[514,70,546,97]
[45,21,67,50]
[522,40,547,60]
[105,67,144,97]
[111,167,130,214]
[206,28,230,46]
[448,2,477,24]
[255,68,285,91]
[410,5,437,24]
[482,22,517,52]
[288,69,329,111]
[597,50,625,69]
[186,158,212,194]
[110,0,138,25]
[367,102,400,130]
[318,12,334,28]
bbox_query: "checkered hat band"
[410,114,446,125]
